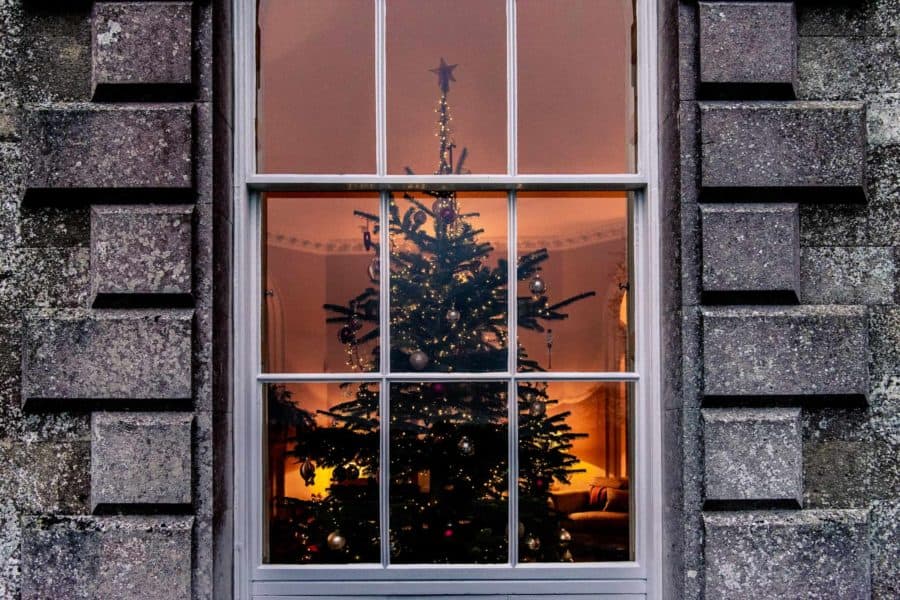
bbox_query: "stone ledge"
[703,510,870,599]
[24,104,193,198]
[702,305,868,400]
[21,515,192,600]
[700,101,867,201]
[91,412,193,511]
[699,2,797,98]
[92,2,193,100]
[91,204,193,303]
[702,407,802,506]
[21,309,192,407]
[701,203,800,301]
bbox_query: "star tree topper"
[430,57,458,93]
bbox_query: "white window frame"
[232,1,663,598]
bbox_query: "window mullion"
[507,190,519,566]
[506,0,517,176]
[379,190,391,566]
[375,0,386,176]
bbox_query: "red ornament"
[443,528,454,538]
[339,325,355,344]
[535,477,546,491]
[432,382,446,394]
[307,544,320,553]
[363,230,372,251]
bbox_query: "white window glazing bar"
[256,371,641,382]
[246,173,647,190]
[375,0,386,176]
[378,190,391,565]
[506,0,517,176]
[506,190,518,566]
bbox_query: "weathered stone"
[22,309,192,406]
[699,2,797,95]
[20,515,192,600]
[701,204,799,300]
[798,36,900,101]
[91,205,193,302]
[800,203,868,247]
[702,408,802,505]
[800,247,895,305]
[798,0,900,37]
[700,102,867,200]
[702,305,868,399]
[19,7,92,104]
[92,2,192,97]
[704,510,870,599]
[25,104,192,195]
[91,412,192,510]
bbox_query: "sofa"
[549,477,629,560]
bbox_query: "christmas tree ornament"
[367,257,380,283]
[363,230,373,251]
[457,436,475,456]
[327,531,347,551]
[350,315,363,331]
[524,533,541,552]
[338,325,355,344]
[558,528,572,546]
[345,464,360,480]
[409,350,429,371]
[332,465,348,482]
[529,400,546,417]
[546,328,554,369]
[529,272,547,295]
[299,458,316,486]
[562,549,574,562]
[439,206,456,224]
[445,308,461,324]
[432,199,446,215]
[443,523,455,538]
[431,382,445,394]
[413,210,428,226]
[534,476,547,491]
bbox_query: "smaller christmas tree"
[269,58,599,564]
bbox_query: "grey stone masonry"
[92,2,193,96]
[701,203,800,300]
[21,515,192,600]
[25,104,192,195]
[703,510,870,599]
[91,204,193,302]
[22,309,192,406]
[702,305,868,399]
[702,408,802,505]
[91,412,193,511]
[700,101,867,200]
[699,2,798,96]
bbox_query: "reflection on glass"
[389,191,508,372]
[387,0,507,174]
[517,192,631,372]
[257,0,375,173]
[519,381,631,563]
[517,0,637,173]
[390,381,508,563]
[263,193,380,373]
[264,382,380,564]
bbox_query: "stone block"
[699,2,797,96]
[702,306,868,400]
[800,247,895,305]
[703,510,870,599]
[91,205,193,302]
[700,102,867,200]
[701,204,799,301]
[91,412,192,510]
[702,408,802,505]
[25,104,192,196]
[21,515,192,600]
[92,2,193,98]
[22,309,192,406]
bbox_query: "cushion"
[588,485,608,507]
[590,476,629,490]
[603,488,629,513]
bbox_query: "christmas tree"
[271,58,597,564]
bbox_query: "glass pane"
[387,0,507,174]
[389,191,508,372]
[263,193,381,373]
[264,382,380,564]
[257,0,376,174]
[390,381,508,563]
[518,381,631,563]
[517,0,637,174]
[517,192,632,373]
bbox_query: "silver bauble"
[409,350,429,371]
[446,308,461,324]
[326,531,347,551]
[529,274,547,295]
[524,533,541,551]
[367,258,380,282]
[529,400,546,417]
[559,528,572,545]
[457,436,475,456]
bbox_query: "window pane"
[257,0,376,174]
[390,381,508,563]
[263,193,381,373]
[387,0,507,174]
[517,192,632,373]
[389,191,508,372]
[519,381,631,563]
[517,0,637,174]
[264,382,380,564]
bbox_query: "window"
[234,1,661,597]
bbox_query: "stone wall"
[678,1,899,598]
[0,1,216,599]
